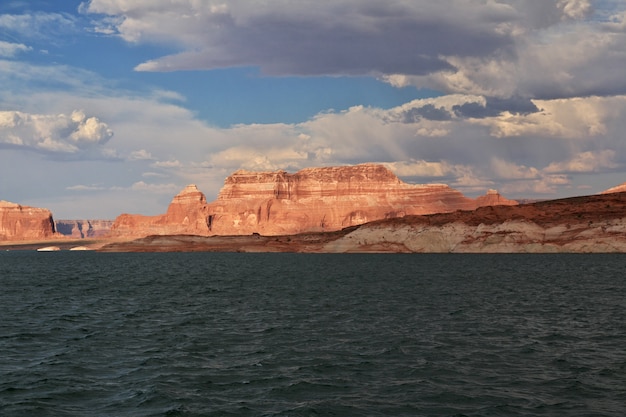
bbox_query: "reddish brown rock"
[109,185,212,237]
[0,200,58,241]
[100,192,626,253]
[475,189,518,208]
[109,164,517,238]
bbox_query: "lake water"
[1,252,625,416]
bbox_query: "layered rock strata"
[109,164,517,237]
[324,193,626,253]
[110,185,212,237]
[55,220,113,238]
[0,200,58,241]
[100,192,626,253]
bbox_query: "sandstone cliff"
[109,185,212,237]
[109,164,517,237]
[0,200,58,241]
[100,192,626,253]
[55,220,113,238]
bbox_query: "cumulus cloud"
[83,0,514,76]
[557,0,593,20]
[473,96,626,139]
[0,110,113,154]
[491,158,540,180]
[544,150,618,173]
[81,0,626,103]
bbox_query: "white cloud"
[129,149,154,161]
[491,158,540,179]
[544,150,618,173]
[84,0,515,76]
[153,159,182,168]
[0,110,113,154]
[66,184,106,191]
[557,0,593,20]
[0,40,31,57]
[0,11,78,40]
[473,96,626,139]
[81,0,626,103]
[128,181,179,193]
[384,159,466,178]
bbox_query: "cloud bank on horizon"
[1,0,626,218]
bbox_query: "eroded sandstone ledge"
[99,192,626,253]
[109,164,516,238]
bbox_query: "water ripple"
[1,252,625,416]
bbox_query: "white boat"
[37,246,61,252]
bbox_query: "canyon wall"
[0,200,58,241]
[55,220,114,238]
[110,164,517,238]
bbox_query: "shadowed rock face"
[109,164,517,238]
[0,200,57,241]
[55,220,114,238]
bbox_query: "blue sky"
[2,0,626,218]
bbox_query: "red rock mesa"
[110,164,517,238]
[0,200,58,241]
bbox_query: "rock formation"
[109,185,212,237]
[100,192,626,253]
[109,164,517,238]
[0,200,58,241]
[55,220,113,238]
[322,192,626,253]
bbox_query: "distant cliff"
[55,220,113,238]
[110,184,212,237]
[0,200,58,241]
[110,164,517,237]
[100,192,626,253]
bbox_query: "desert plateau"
[3,164,626,253]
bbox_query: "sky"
[1,0,626,219]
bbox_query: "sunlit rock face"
[0,200,58,241]
[55,220,113,238]
[205,164,510,235]
[110,164,518,238]
[109,185,212,237]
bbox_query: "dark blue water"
[1,252,625,416]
